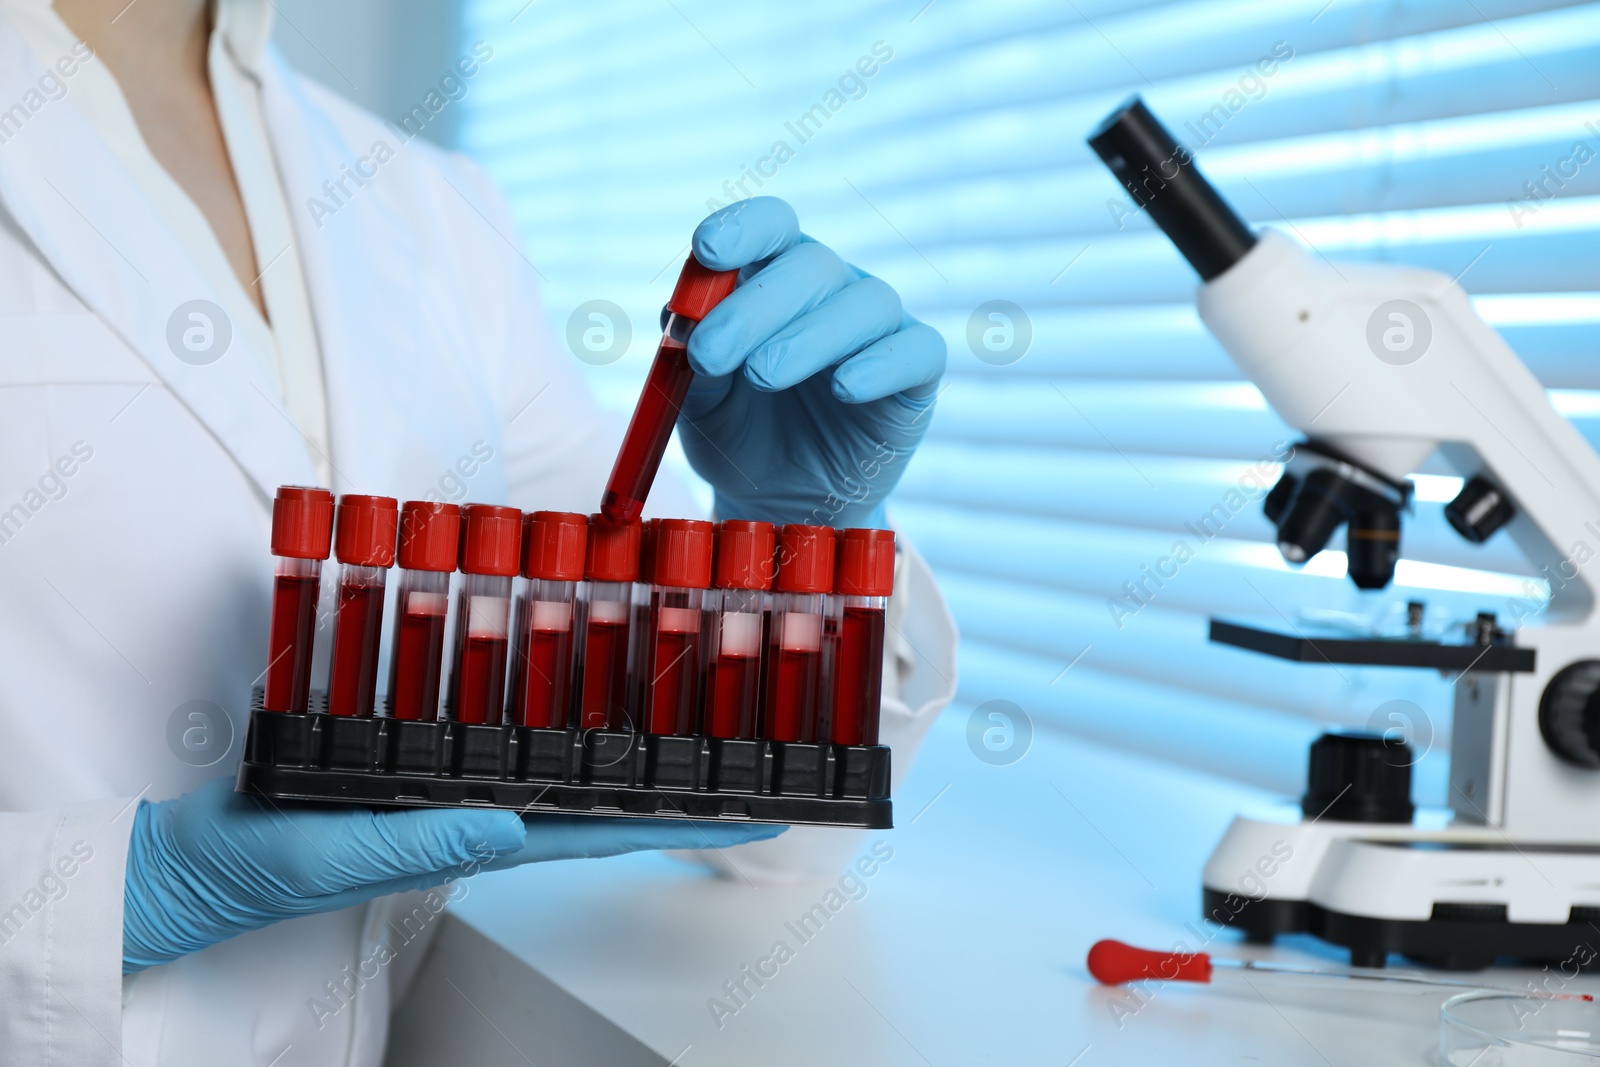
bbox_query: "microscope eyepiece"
[1087,96,1257,281]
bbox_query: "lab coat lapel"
[259,51,466,499]
[0,18,316,499]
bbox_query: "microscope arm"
[1197,231,1600,623]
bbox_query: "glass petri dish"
[1441,991,1600,1065]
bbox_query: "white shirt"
[0,0,331,483]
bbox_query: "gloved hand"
[122,776,783,973]
[679,197,946,529]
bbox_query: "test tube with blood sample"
[642,519,714,736]
[827,528,894,746]
[449,504,522,725]
[263,486,334,713]
[386,501,459,721]
[576,516,641,730]
[326,494,399,718]
[705,520,775,739]
[762,525,836,743]
[508,511,586,729]
[599,256,739,526]
[630,518,659,714]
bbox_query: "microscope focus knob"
[1539,661,1600,769]
[1302,731,1414,823]
[1444,475,1515,544]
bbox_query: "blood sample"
[449,504,521,726]
[576,516,641,730]
[828,528,894,746]
[599,255,739,525]
[509,511,587,729]
[639,517,660,584]
[705,520,776,740]
[263,486,334,713]
[630,518,659,718]
[325,495,399,717]
[762,525,836,743]
[387,501,460,721]
[643,519,714,736]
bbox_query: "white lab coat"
[0,18,957,1067]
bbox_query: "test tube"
[599,256,740,525]
[705,520,776,739]
[449,504,522,725]
[828,528,895,747]
[326,495,399,717]
[387,501,460,720]
[509,511,587,729]
[643,519,714,736]
[630,518,659,717]
[263,486,334,713]
[639,517,660,584]
[762,525,836,743]
[576,516,642,730]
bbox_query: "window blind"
[458,0,1600,801]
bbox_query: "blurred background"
[273,0,1600,806]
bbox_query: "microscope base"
[1202,888,1600,969]
[1312,903,1600,971]
[1203,814,1600,969]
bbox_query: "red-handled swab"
[1088,940,1593,1000]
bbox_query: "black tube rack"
[236,690,892,828]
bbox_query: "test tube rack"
[235,491,896,829]
[238,689,892,827]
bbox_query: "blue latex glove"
[679,197,946,529]
[122,776,783,972]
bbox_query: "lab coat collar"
[0,14,318,499]
[215,0,273,79]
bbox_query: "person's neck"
[55,0,212,84]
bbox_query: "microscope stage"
[1209,617,1537,673]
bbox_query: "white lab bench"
[384,713,1596,1066]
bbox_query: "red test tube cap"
[654,519,714,589]
[836,528,896,597]
[397,501,460,572]
[522,511,587,581]
[665,255,739,322]
[586,515,642,582]
[333,494,399,567]
[271,485,334,560]
[715,520,777,590]
[459,504,522,576]
[776,524,836,594]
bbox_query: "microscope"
[1088,98,1600,969]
